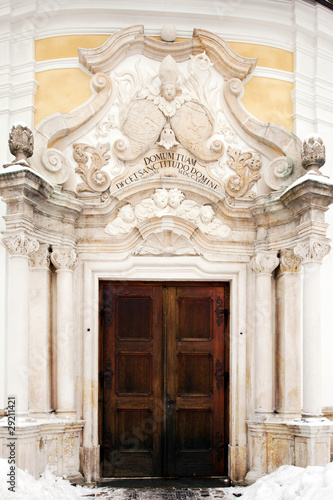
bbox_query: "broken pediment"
[28,26,304,219]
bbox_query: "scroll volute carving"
[225,146,262,198]
[73,142,111,193]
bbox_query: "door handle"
[166,393,176,412]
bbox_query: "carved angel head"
[200,205,215,224]
[168,188,185,209]
[118,204,136,223]
[152,188,169,209]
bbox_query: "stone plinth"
[0,417,84,482]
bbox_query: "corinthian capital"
[279,249,302,274]
[29,244,50,269]
[295,241,330,263]
[51,248,78,271]
[250,252,279,274]
[2,234,39,257]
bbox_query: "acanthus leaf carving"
[225,146,262,198]
[279,249,302,274]
[301,134,326,173]
[294,241,330,264]
[250,252,279,274]
[105,188,231,241]
[73,142,111,193]
[50,248,78,271]
[2,234,39,257]
[29,244,51,269]
[7,123,34,167]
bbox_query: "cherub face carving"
[200,205,215,223]
[168,188,185,209]
[152,188,169,209]
[161,83,177,102]
[119,204,135,223]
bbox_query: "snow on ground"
[0,459,95,500]
[1,458,333,499]
[236,462,333,500]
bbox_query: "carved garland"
[73,142,111,193]
[225,146,262,198]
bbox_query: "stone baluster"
[2,234,39,415]
[275,249,302,418]
[29,244,52,415]
[50,247,78,418]
[250,252,279,417]
[295,241,330,417]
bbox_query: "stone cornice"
[0,167,54,203]
[78,26,257,81]
[280,176,333,216]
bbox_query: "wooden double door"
[99,282,229,477]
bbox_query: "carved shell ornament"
[113,54,224,163]
[105,188,231,240]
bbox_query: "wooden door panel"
[177,353,213,397]
[116,353,152,396]
[165,284,229,477]
[177,297,213,341]
[100,283,163,477]
[100,282,229,478]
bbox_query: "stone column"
[29,245,52,415]
[275,249,302,419]
[50,248,78,418]
[295,241,330,417]
[2,234,39,415]
[250,252,279,417]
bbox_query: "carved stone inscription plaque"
[111,147,223,194]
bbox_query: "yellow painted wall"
[243,78,294,132]
[34,35,294,131]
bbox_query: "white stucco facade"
[0,0,333,484]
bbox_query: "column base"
[288,417,333,467]
[80,445,100,484]
[228,444,247,482]
[0,416,84,479]
[56,409,77,420]
[246,417,333,481]
[302,412,324,418]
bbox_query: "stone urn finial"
[7,122,34,167]
[301,133,326,174]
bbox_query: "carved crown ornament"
[21,25,309,210]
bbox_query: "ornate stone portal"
[0,25,333,484]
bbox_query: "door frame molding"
[79,254,248,480]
